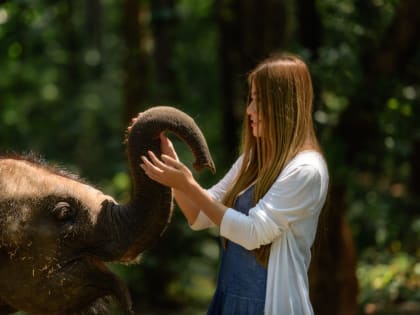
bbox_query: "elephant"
[0,106,215,315]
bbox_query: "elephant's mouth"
[48,256,134,315]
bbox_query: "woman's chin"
[252,129,261,138]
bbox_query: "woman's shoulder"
[282,150,328,180]
[292,150,326,164]
[270,151,329,202]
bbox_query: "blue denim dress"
[207,186,267,315]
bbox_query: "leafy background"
[0,0,419,314]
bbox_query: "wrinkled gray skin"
[0,106,215,315]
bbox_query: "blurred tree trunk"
[334,0,420,220]
[308,185,359,315]
[216,0,290,164]
[296,0,323,59]
[85,0,103,76]
[367,0,420,207]
[86,0,102,49]
[61,0,83,97]
[295,1,360,314]
[122,0,153,123]
[121,0,180,310]
[142,0,183,309]
[151,0,178,103]
[410,139,420,197]
[339,0,420,164]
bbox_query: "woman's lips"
[249,116,260,130]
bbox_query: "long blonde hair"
[222,53,320,266]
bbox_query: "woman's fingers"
[160,132,168,143]
[147,151,172,170]
[140,150,193,191]
[141,150,188,177]
[140,155,169,186]
[161,154,183,170]
[140,155,162,175]
[141,151,179,177]
[160,132,179,160]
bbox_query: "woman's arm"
[172,189,200,225]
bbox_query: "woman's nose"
[247,102,256,114]
[246,104,251,115]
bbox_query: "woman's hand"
[140,151,194,192]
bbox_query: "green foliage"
[358,251,420,310]
[0,0,125,181]
[1,0,419,313]
[310,0,420,311]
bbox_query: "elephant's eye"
[52,202,77,221]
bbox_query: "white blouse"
[190,151,329,315]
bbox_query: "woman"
[141,53,329,315]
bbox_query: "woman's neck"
[298,134,319,153]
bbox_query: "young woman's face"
[247,82,263,137]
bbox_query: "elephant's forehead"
[0,159,111,210]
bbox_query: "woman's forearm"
[172,189,200,225]
[183,180,228,226]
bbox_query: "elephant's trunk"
[93,106,215,262]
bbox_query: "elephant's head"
[0,106,215,315]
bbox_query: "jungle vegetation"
[0,0,419,314]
